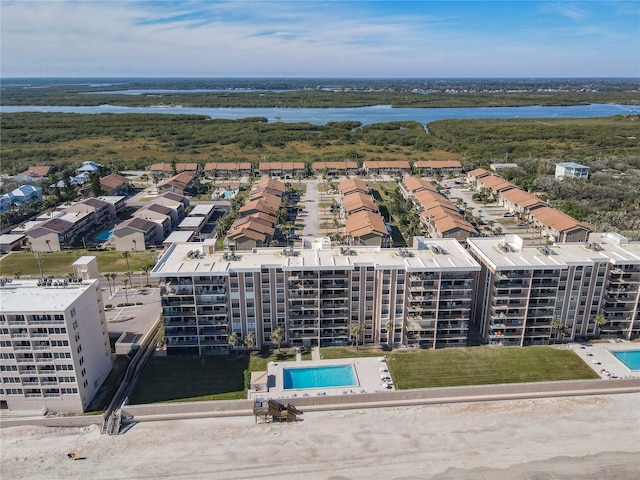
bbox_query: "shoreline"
[2,393,638,480]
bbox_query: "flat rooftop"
[178,216,206,229]
[468,234,640,271]
[0,279,98,312]
[190,204,215,216]
[152,239,480,276]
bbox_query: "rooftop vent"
[498,242,513,253]
[585,242,603,251]
[537,245,552,256]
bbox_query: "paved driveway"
[301,180,320,237]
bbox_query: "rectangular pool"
[612,350,640,371]
[283,365,357,390]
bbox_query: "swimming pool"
[283,365,357,390]
[611,350,640,371]
[95,229,113,241]
[224,191,235,199]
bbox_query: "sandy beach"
[1,393,639,480]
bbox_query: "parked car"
[517,221,528,227]
[503,212,515,217]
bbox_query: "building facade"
[152,239,480,355]
[468,233,640,345]
[0,277,112,413]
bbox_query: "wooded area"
[1,111,639,237]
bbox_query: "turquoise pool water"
[224,191,234,199]
[612,350,640,370]
[283,365,357,390]
[95,229,113,241]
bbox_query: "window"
[72,320,78,330]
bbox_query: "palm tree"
[126,271,133,288]
[45,239,52,252]
[228,332,239,357]
[13,271,22,280]
[122,277,130,304]
[103,274,113,296]
[122,251,130,270]
[550,319,570,343]
[349,323,360,349]
[108,273,117,292]
[271,325,285,352]
[385,319,394,348]
[244,332,256,353]
[141,265,152,287]
[592,312,607,337]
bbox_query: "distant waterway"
[1,103,636,125]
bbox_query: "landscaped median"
[128,346,599,405]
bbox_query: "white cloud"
[1,1,638,77]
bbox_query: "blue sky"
[1,1,639,77]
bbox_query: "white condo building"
[152,238,481,354]
[468,233,640,345]
[0,277,112,413]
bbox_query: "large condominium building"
[0,277,112,413]
[468,233,640,346]
[152,238,481,355]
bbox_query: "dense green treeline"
[2,110,639,235]
[428,115,640,160]
[2,113,640,173]
[2,85,639,108]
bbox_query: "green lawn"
[0,250,158,276]
[129,348,308,404]
[386,346,599,389]
[129,346,597,404]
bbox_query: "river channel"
[1,103,636,125]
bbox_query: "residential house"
[132,207,173,238]
[528,206,591,243]
[312,161,359,177]
[466,168,492,187]
[500,189,547,216]
[20,165,53,180]
[157,172,197,195]
[259,162,305,178]
[363,161,412,177]
[338,178,369,196]
[555,162,590,180]
[204,162,252,178]
[0,185,43,213]
[112,217,163,251]
[414,160,462,176]
[345,210,390,247]
[99,173,130,196]
[343,192,379,215]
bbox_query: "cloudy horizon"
[2,1,639,78]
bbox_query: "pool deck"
[256,356,394,400]
[568,341,640,379]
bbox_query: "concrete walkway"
[311,347,321,361]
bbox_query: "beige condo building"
[152,237,481,355]
[468,233,640,346]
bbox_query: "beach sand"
[1,393,639,480]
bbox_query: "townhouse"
[363,161,412,177]
[414,160,463,176]
[312,161,359,177]
[259,162,305,178]
[204,162,252,178]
